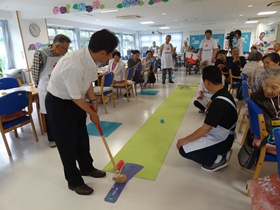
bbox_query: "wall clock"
[29,23,41,37]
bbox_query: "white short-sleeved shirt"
[47,47,98,100]
[236,38,244,55]
[255,39,264,51]
[199,38,218,62]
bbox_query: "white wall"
[3,11,49,69]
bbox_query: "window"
[47,27,77,53]
[0,22,6,75]
[80,30,94,49]
[122,34,135,57]
[0,20,14,75]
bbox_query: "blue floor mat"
[87,121,122,137]
[137,90,159,95]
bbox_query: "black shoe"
[81,168,106,178]
[123,93,131,98]
[162,82,165,84]
[68,184,94,195]
[169,80,174,84]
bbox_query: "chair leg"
[30,118,39,142]
[238,113,246,133]
[14,129,18,138]
[1,133,12,157]
[111,93,116,108]
[125,88,129,102]
[102,95,108,114]
[241,121,250,145]
[134,83,137,96]
[237,100,243,116]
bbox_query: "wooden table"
[0,85,44,135]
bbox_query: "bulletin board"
[190,34,225,51]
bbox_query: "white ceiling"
[1,0,280,33]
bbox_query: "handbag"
[238,134,270,170]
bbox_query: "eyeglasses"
[57,44,68,52]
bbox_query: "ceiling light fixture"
[257,11,277,15]
[162,13,166,15]
[100,9,118,13]
[245,20,259,23]
[159,26,170,29]
[248,5,253,7]
[140,21,155,24]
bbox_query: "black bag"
[133,75,144,84]
[148,72,156,83]
[238,133,269,170]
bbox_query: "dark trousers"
[179,136,234,167]
[162,68,172,83]
[193,100,206,112]
[43,114,54,142]
[45,92,94,187]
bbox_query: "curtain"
[0,20,14,70]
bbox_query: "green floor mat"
[103,85,197,180]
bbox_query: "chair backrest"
[241,73,249,81]
[242,80,251,101]
[0,90,30,116]
[0,77,20,90]
[103,72,114,87]
[246,98,268,139]
[127,67,135,80]
[273,128,280,176]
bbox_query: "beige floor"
[0,68,277,210]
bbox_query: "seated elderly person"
[253,52,280,92]
[215,50,228,88]
[250,68,280,155]
[141,50,153,86]
[128,50,144,84]
[108,51,126,84]
[242,50,264,87]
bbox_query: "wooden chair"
[0,77,21,89]
[245,98,277,180]
[94,72,116,114]
[228,69,242,94]
[0,90,38,157]
[113,67,135,102]
[238,80,252,133]
[273,128,280,176]
[134,65,143,96]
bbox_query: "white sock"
[214,155,223,163]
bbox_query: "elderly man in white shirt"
[198,29,218,64]
[46,29,119,196]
